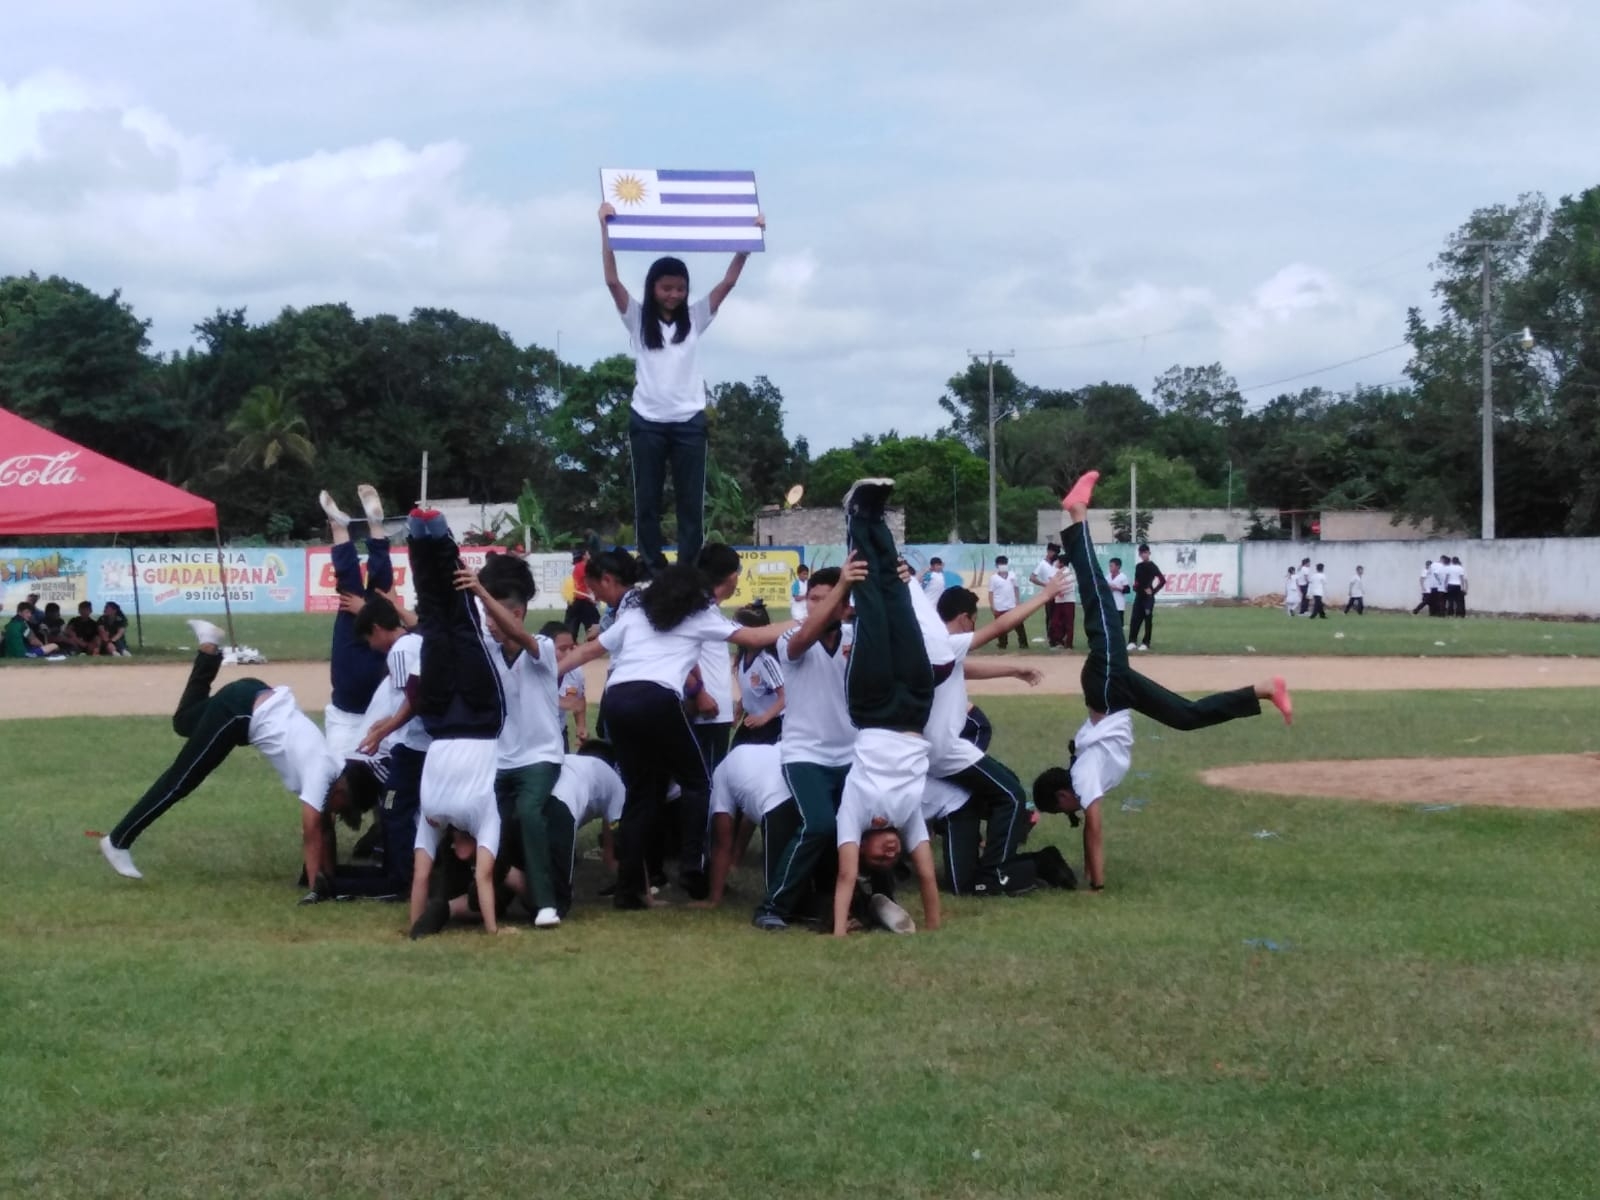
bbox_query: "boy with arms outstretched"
[1032,472,1293,890]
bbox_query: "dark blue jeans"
[330,536,392,714]
[628,409,707,571]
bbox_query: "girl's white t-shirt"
[622,295,715,423]
[598,603,739,697]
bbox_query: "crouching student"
[698,741,795,911]
[458,555,566,930]
[540,743,627,916]
[98,620,368,894]
[1031,472,1293,889]
[404,508,509,937]
[831,479,942,937]
[920,776,1078,894]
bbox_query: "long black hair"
[640,256,691,351]
[640,561,713,632]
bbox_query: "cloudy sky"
[3,0,1595,450]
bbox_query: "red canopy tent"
[0,406,232,645]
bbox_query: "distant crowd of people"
[1412,557,1470,617]
[1,596,131,660]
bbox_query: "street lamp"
[1480,323,1535,541]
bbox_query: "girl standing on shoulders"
[598,202,765,573]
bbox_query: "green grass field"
[6,605,1598,667]
[5,688,1600,1198]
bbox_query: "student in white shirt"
[1031,474,1294,889]
[543,745,627,917]
[699,742,795,909]
[921,556,953,603]
[1030,543,1062,647]
[1426,558,1447,617]
[599,201,765,574]
[927,580,1064,895]
[789,564,810,622]
[1285,567,1301,617]
[1413,560,1434,616]
[1106,557,1131,631]
[831,479,943,937]
[460,555,566,930]
[986,556,1026,650]
[99,622,367,892]
[1295,558,1312,616]
[1444,556,1466,618]
[752,564,859,930]
[731,601,786,748]
[557,559,791,909]
[690,543,744,781]
[1344,565,1365,615]
[1309,563,1328,619]
[540,622,589,748]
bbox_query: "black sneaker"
[680,870,710,901]
[842,477,895,519]
[1031,846,1077,890]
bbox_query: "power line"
[1237,343,1410,394]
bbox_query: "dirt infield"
[2,653,1598,721]
[1202,754,1600,810]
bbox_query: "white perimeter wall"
[1240,538,1600,616]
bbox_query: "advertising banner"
[95,547,305,613]
[304,546,570,612]
[0,548,91,612]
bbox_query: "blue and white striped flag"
[600,168,764,253]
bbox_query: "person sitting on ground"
[63,601,109,656]
[1031,472,1293,890]
[3,602,61,659]
[39,602,67,647]
[99,601,132,656]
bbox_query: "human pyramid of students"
[95,235,1294,937]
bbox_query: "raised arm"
[786,553,867,660]
[455,567,538,657]
[556,637,609,678]
[707,214,765,314]
[960,660,1042,686]
[969,572,1064,650]
[728,620,795,651]
[598,203,630,315]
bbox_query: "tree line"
[2,187,1595,546]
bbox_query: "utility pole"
[1479,247,1495,541]
[967,349,1015,544]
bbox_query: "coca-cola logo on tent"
[0,452,80,487]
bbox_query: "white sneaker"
[1137,643,1149,652]
[534,907,561,929]
[357,483,385,525]
[186,619,228,648]
[100,835,143,880]
[318,489,353,526]
[869,893,916,934]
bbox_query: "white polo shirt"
[387,633,431,754]
[694,640,735,726]
[623,295,714,424]
[558,667,586,704]
[1444,562,1465,587]
[921,775,971,822]
[1348,574,1364,599]
[837,729,931,851]
[1310,572,1326,598]
[1030,557,1056,588]
[1069,709,1134,811]
[600,603,739,697]
[249,686,342,811]
[778,630,855,768]
[925,632,984,777]
[494,636,563,770]
[1107,569,1130,613]
[1055,561,1078,603]
[907,574,956,668]
[710,743,791,825]
[988,571,1018,613]
[551,753,626,827]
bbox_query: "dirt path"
[1202,754,1600,810]
[3,654,1597,721]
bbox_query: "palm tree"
[224,386,315,472]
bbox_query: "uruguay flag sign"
[600,168,764,253]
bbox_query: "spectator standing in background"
[1295,558,1312,615]
[987,557,1025,650]
[1444,556,1466,617]
[1309,564,1328,619]
[1127,544,1165,651]
[1106,557,1131,631]
[1343,566,1365,615]
[1031,544,1062,648]
[1413,560,1433,615]
[1048,554,1078,650]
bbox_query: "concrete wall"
[1239,537,1599,616]
[1319,511,1459,541]
[757,505,906,546]
[1036,508,1251,545]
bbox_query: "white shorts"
[416,738,501,858]
[322,704,367,762]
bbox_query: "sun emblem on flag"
[610,174,649,206]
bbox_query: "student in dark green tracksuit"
[750,564,862,931]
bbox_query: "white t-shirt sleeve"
[620,294,643,344]
[898,808,930,853]
[598,605,639,655]
[835,792,868,848]
[474,804,503,860]
[710,763,737,818]
[687,606,741,642]
[690,295,715,333]
[415,816,443,859]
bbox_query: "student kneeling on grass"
[830,478,942,938]
[1030,472,1294,890]
[98,619,377,895]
